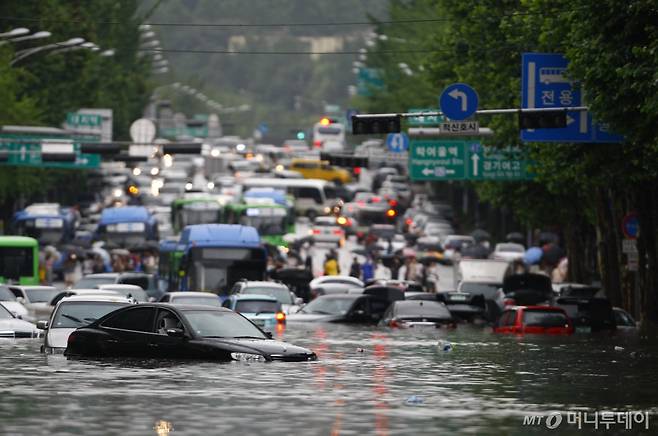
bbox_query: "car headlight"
[231,352,266,361]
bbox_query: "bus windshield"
[187,247,266,295]
[0,247,35,281]
[238,209,287,236]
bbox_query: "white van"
[241,178,336,219]
[312,121,345,151]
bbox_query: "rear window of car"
[234,300,279,314]
[523,310,569,327]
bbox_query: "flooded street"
[2,326,656,435]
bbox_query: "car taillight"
[275,312,286,323]
[353,167,361,175]
[346,218,352,226]
[313,140,322,148]
[371,196,381,203]
[312,229,321,234]
[333,229,343,235]
[356,231,363,238]
[504,298,516,306]
[388,199,398,207]
[405,218,413,226]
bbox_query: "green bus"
[0,236,39,285]
[223,203,294,248]
[171,196,224,234]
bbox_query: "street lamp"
[0,28,30,39]
[0,31,51,46]
[10,37,85,66]
[100,49,115,57]
[47,41,98,56]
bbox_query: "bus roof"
[227,202,286,211]
[100,206,150,225]
[180,224,261,249]
[0,236,39,247]
[172,197,221,206]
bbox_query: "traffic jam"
[1,119,636,358]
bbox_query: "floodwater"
[1,324,656,435]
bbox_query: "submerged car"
[0,303,41,338]
[223,294,286,331]
[39,295,134,353]
[6,285,59,320]
[64,304,316,362]
[379,300,453,328]
[494,306,574,335]
[287,294,391,324]
[230,280,303,314]
[0,285,30,321]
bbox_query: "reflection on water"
[0,325,657,435]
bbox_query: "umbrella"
[523,247,543,265]
[538,231,559,245]
[59,244,85,258]
[542,243,564,267]
[471,229,491,243]
[90,246,110,264]
[130,241,160,252]
[506,232,525,244]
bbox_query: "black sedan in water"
[64,304,317,362]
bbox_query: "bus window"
[0,247,34,281]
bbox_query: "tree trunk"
[636,179,658,330]
[564,216,589,283]
[594,187,623,306]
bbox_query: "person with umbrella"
[349,257,362,279]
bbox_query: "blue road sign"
[257,122,269,135]
[521,53,623,143]
[439,83,479,121]
[622,213,639,239]
[386,133,409,153]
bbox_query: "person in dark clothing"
[349,257,361,279]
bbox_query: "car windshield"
[300,296,355,315]
[52,302,128,328]
[25,288,59,303]
[171,296,222,307]
[523,310,569,328]
[234,300,279,314]
[497,244,524,252]
[395,301,448,318]
[243,288,293,304]
[184,310,267,338]
[73,276,116,289]
[0,304,13,319]
[0,287,17,301]
[459,283,500,299]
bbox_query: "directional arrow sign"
[471,153,480,176]
[439,83,479,121]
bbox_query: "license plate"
[449,294,468,302]
[35,218,63,228]
[115,222,145,232]
[576,326,591,333]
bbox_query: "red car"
[494,306,574,335]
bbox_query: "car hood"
[0,318,40,337]
[205,338,317,361]
[1,301,28,317]
[46,328,76,349]
[286,312,344,322]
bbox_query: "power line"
[0,7,588,29]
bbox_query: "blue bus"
[94,206,158,248]
[175,224,266,296]
[11,203,77,246]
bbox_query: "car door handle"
[107,339,119,344]
[147,343,159,347]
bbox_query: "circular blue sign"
[622,213,639,239]
[439,83,479,121]
[386,133,409,153]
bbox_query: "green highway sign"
[0,141,100,169]
[407,108,443,127]
[409,140,533,181]
[66,112,102,128]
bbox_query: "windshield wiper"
[233,335,265,339]
[203,335,227,338]
[61,314,83,324]
[309,310,333,315]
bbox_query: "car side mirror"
[265,331,273,339]
[16,296,25,304]
[148,297,156,302]
[294,297,304,306]
[36,320,49,330]
[166,328,185,338]
[354,309,366,317]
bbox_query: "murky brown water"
[0,324,656,435]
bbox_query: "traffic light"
[296,131,306,140]
[351,115,401,135]
[162,143,202,154]
[519,111,567,129]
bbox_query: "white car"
[0,303,41,338]
[98,284,150,302]
[0,285,30,322]
[310,275,364,290]
[38,295,134,353]
[491,243,525,263]
[158,291,223,307]
[310,216,345,246]
[6,285,60,321]
[442,234,476,261]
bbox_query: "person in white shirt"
[374,258,392,280]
